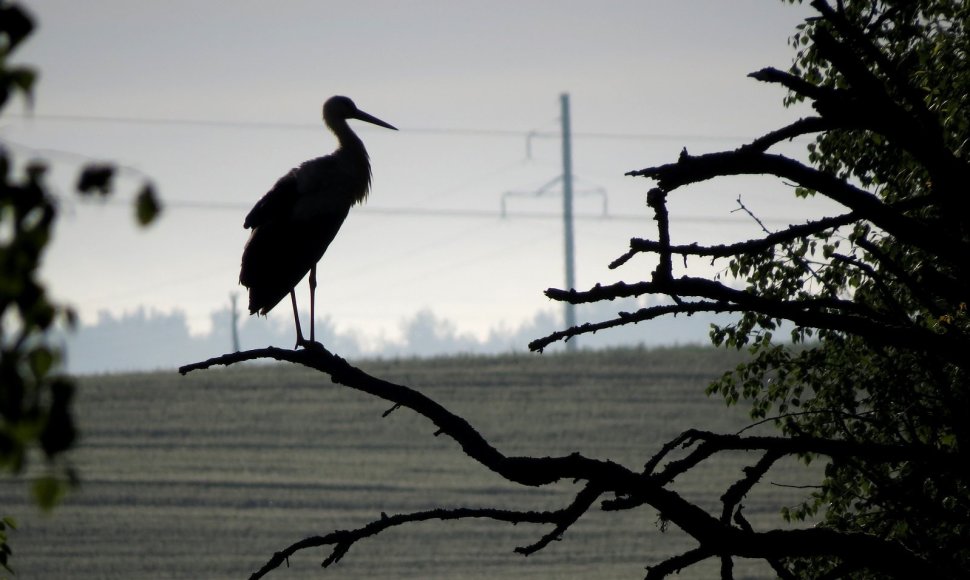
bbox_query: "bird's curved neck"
[328,118,365,154]
[327,117,372,204]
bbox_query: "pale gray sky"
[4,1,827,351]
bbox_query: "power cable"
[5,112,760,143]
[62,196,797,225]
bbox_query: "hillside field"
[0,346,818,579]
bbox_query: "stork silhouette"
[239,96,396,348]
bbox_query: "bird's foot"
[296,338,326,351]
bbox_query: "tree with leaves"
[537,0,970,575]
[183,0,968,577]
[0,1,160,572]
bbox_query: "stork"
[239,96,396,348]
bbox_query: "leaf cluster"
[534,0,970,576]
[0,0,79,514]
[0,1,162,515]
[0,516,15,578]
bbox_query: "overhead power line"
[58,195,799,226]
[5,112,756,143]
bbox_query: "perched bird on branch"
[239,96,397,347]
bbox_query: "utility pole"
[560,93,577,352]
[501,93,592,352]
[230,292,241,352]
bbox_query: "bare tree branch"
[647,188,673,283]
[746,67,836,103]
[740,116,834,153]
[627,149,969,268]
[527,302,739,353]
[645,546,715,580]
[247,505,577,580]
[181,346,640,489]
[608,211,859,270]
[537,277,969,360]
[514,482,604,556]
[180,348,951,578]
[733,507,798,580]
[721,452,783,524]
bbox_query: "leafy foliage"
[0,0,161,568]
[0,0,159,573]
[535,0,970,576]
[0,516,15,578]
[0,0,79,512]
[749,3,970,575]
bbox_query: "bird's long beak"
[353,109,397,131]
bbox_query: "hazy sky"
[5,1,826,351]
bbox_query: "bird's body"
[240,151,364,316]
[239,96,396,346]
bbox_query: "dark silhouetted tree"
[182,0,968,578]
[534,0,970,576]
[0,1,160,571]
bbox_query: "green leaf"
[7,66,36,108]
[40,378,76,457]
[1,517,15,530]
[27,346,53,380]
[76,164,115,197]
[31,475,66,511]
[135,182,161,226]
[0,4,35,53]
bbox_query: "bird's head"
[323,96,397,131]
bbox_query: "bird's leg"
[294,268,324,351]
[290,290,306,348]
[309,265,317,344]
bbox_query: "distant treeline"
[56,297,734,374]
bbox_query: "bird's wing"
[239,206,351,315]
[239,154,355,315]
[243,156,353,228]
[243,168,300,229]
